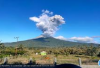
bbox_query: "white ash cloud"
[29,10,65,37]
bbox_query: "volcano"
[4,36,98,47]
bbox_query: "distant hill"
[4,37,99,47]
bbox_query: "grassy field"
[0,45,100,65]
[0,53,100,65]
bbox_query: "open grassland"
[0,53,100,65]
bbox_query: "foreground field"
[0,44,100,65]
[0,54,100,65]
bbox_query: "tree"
[18,44,24,51]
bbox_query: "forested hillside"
[4,37,98,47]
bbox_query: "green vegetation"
[4,37,98,47]
[0,43,27,58]
[0,41,100,65]
[32,44,100,57]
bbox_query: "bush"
[97,52,100,57]
[0,54,9,58]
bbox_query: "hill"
[4,37,98,47]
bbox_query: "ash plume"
[29,10,65,37]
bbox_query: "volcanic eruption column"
[29,10,65,37]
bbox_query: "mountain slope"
[4,37,98,47]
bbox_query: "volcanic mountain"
[4,35,98,47]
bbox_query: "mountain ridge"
[4,36,99,47]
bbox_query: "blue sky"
[0,0,100,43]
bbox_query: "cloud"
[55,36,99,43]
[30,17,40,22]
[55,36,67,41]
[69,36,94,43]
[42,10,53,15]
[29,10,65,37]
[91,36,100,38]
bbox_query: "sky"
[0,0,100,43]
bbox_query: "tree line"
[0,43,100,58]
